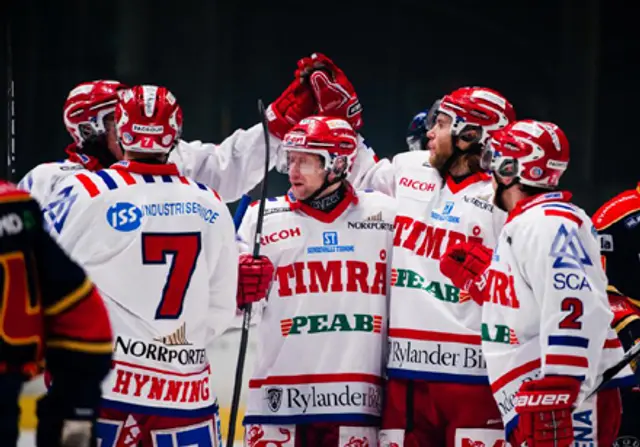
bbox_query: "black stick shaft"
[226,99,271,447]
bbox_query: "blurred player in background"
[237,116,397,446]
[0,181,112,447]
[593,183,640,446]
[405,109,429,152]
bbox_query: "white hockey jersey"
[480,191,633,437]
[42,160,238,417]
[22,124,377,205]
[237,186,397,425]
[361,151,506,383]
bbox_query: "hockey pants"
[96,405,222,447]
[244,422,377,446]
[380,378,503,447]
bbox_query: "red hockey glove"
[303,53,363,131]
[266,58,318,139]
[237,253,274,308]
[512,376,580,447]
[440,241,493,290]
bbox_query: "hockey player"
[22,53,376,206]
[41,85,258,446]
[0,182,113,447]
[361,87,515,447]
[440,120,630,446]
[592,183,640,445]
[237,116,397,446]
[405,109,429,151]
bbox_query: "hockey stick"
[226,99,271,447]
[6,18,15,181]
[586,340,640,400]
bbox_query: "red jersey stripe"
[249,373,383,388]
[75,174,100,197]
[388,328,482,345]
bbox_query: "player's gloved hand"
[237,253,275,308]
[266,58,318,139]
[512,376,580,447]
[440,241,493,290]
[36,381,101,447]
[301,53,364,131]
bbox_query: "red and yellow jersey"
[0,180,112,379]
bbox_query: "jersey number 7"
[142,232,202,320]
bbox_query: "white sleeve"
[169,124,280,203]
[206,201,240,340]
[520,214,611,394]
[236,204,258,254]
[355,154,397,196]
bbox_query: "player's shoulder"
[516,193,592,234]
[391,150,431,168]
[355,188,398,212]
[593,184,640,231]
[20,160,84,189]
[0,182,41,234]
[0,181,38,210]
[248,195,293,220]
[55,166,221,202]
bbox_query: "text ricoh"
[115,336,207,366]
[390,340,486,370]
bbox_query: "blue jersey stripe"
[142,174,155,183]
[161,175,173,183]
[542,203,575,211]
[96,171,118,190]
[196,182,208,191]
[548,335,589,348]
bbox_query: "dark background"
[1,0,636,212]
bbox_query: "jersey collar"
[445,171,490,194]
[506,190,573,223]
[65,143,103,171]
[285,183,359,223]
[110,160,180,176]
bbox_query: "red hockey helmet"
[63,80,127,146]
[277,116,358,177]
[481,119,570,189]
[115,85,183,154]
[426,87,516,146]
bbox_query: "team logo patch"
[265,387,283,412]
[549,224,593,271]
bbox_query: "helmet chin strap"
[302,170,345,204]
[493,173,519,212]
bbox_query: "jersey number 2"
[559,297,584,330]
[142,233,202,319]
